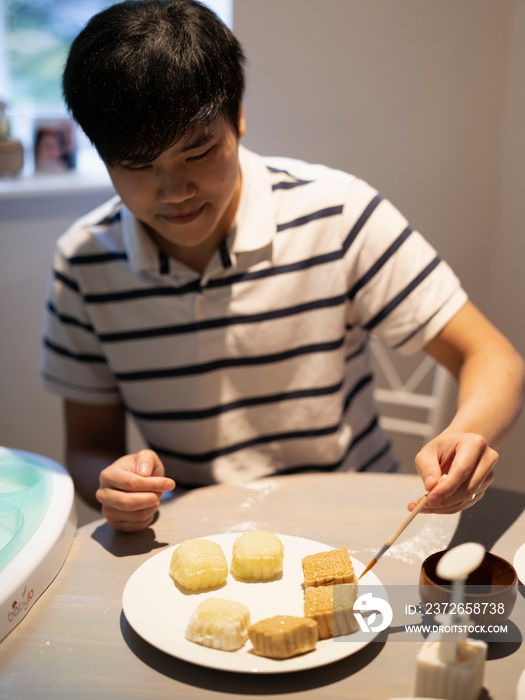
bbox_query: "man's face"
[106,111,245,268]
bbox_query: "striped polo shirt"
[40,145,467,486]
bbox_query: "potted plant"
[0,101,24,176]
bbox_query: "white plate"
[517,667,525,700]
[513,543,525,584]
[122,533,384,674]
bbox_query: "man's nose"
[157,170,197,203]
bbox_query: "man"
[41,0,524,531]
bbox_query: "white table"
[1,473,523,699]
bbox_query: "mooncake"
[169,538,228,591]
[185,598,250,651]
[304,583,359,638]
[231,530,284,580]
[248,615,318,659]
[301,547,357,588]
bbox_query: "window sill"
[0,142,114,199]
[0,166,113,200]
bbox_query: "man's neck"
[151,226,227,275]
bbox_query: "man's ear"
[238,103,246,139]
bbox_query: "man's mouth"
[161,204,205,224]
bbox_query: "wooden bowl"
[419,549,518,626]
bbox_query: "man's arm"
[64,400,175,530]
[411,301,524,513]
[64,400,126,509]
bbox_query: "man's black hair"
[62,0,246,166]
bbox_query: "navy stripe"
[276,205,344,232]
[116,337,345,381]
[348,414,380,449]
[54,270,79,293]
[68,252,127,265]
[85,279,202,303]
[150,381,381,466]
[159,251,170,275]
[392,305,443,349]
[272,179,312,191]
[97,209,122,226]
[47,301,94,334]
[219,239,232,269]
[204,249,345,288]
[82,249,342,303]
[265,463,340,476]
[348,225,413,300]
[260,417,388,476]
[343,373,373,412]
[364,256,441,331]
[210,250,343,288]
[42,372,116,394]
[43,338,106,363]
[345,340,368,362]
[151,423,341,464]
[131,380,344,421]
[342,193,383,253]
[100,294,346,343]
[357,440,395,472]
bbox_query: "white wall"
[486,0,525,488]
[1,190,108,452]
[234,0,525,491]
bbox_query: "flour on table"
[349,517,450,566]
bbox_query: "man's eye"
[129,165,151,172]
[121,162,152,172]
[187,146,213,162]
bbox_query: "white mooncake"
[231,530,284,581]
[185,598,251,651]
[169,538,228,591]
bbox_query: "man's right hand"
[96,449,175,531]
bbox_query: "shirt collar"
[121,205,164,273]
[231,145,276,253]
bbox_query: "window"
[4,1,113,107]
[2,0,232,106]
[0,0,233,173]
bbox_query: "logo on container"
[8,585,34,623]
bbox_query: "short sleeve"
[40,245,121,404]
[342,179,468,355]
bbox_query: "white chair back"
[370,336,454,442]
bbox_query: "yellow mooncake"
[231,530,284,581]
[169,538,228,591]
